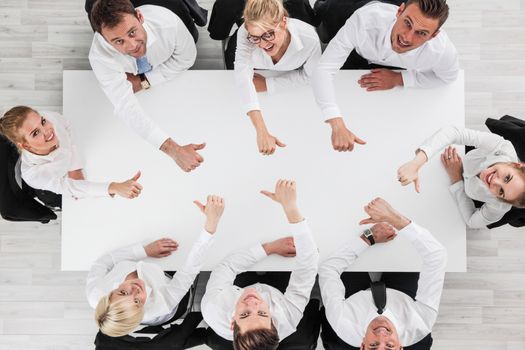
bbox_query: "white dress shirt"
[311,2,459,120]
[86,230,214,326]
[235,18,322,114]
[20,111,111,199]
[418,126,517,228]
[319,222,447,347]
[201,220,319,340]
[89,5,197,149]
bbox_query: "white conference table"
[62,70,465,272]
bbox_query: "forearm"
[449,182,499,229]
[248,110,267,133]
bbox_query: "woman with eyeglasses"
[235,0,322,155]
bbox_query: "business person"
[0,106,142,201]
[201,179,319,350]
[319,197,446,349]
[88,0,204,172]
[398,126,525,228]
[87,195,224,337]
[235,0,322,155]
[311,0,459,153]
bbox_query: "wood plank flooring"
[0,1,524,349]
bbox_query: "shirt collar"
[143,21,157,52]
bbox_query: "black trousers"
[341,49,404,71]
[320,272,433,350]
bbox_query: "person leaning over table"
[0,106,142,202]
[88,0,204,173]
[319,197,447,349]
[235,0,322,156]
[201,179,319,350]
[311,0,459,153]
[87,195,225,337]
[397,126,525,229]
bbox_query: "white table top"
[62,70,465,272]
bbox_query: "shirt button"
[495,151,501,156]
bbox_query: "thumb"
[414,178,421,193]
[192,143,206,150]
[131,170,141,181]
[193,200,205,212]
[275,138,286,147]
[260,190,275,200]
[359,218,374,225]
[354,136,366,145]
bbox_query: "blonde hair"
[0,105,36,146]
[243,0,288,30]
[95,294,144,337]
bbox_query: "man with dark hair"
[88,0,203,173]
[319,198,447,349]
[311,0,459,153]
[201,179,319,350]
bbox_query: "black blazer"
[94,312,206,350]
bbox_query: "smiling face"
[100,10,147,58]
[17,111,59,155]
[231,288,272,333]
[390,3,440,54]
[110,278,147,307]
[245,17,288,58]
[361,316,402,350]
[479,163,525,203]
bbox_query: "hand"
[397,160,423,192]
[126,73,142,93]
[327,118,366,152]
[359,197,410,230]
[260,179,303,223]
[67,169,85,180]
[161,139,205,172]
[369,222,397,244]
[262,236,296,257]
[358,69,403,91]
[193,195,225,234]
[109,171,143,199]
[441,146,463,184]
[256,129,286,155]
[253,73,267,92]
[144,238,179,258]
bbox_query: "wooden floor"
[1,1,524,349]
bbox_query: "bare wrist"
[262,242,273,255]
[326,117,345,130]
[390,214,411,231]
[108,182,117,196]
[415,149,428,166]
[283,205,303,224]
[204,218,219,234]
[395,72,404,87]
[160,138,180,153]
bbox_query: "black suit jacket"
[94,312,206,350]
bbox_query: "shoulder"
[138,5,180,28]
[288,18,319,44]
[352,2,397,26]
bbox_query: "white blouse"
[234,17,322,114]
[20,111,111,199]
[418,126,517,228]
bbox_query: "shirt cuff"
[90,182,113,197]
[253,244,269,259]
[449,180,464,194]
[401,70,415,88]
[265,77,275,94]
[349,236,369,256]
[133,244,148,260]
[417,145,433,160]
[243,102,261,115]
[322,107,342,122]
[145,68,166,86]
[290,219,310,236]
[148,127,171,150]
[198,229,215,243]
[397,221,424,242]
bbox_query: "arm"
[234,25,260,115]
[144,16,197,86]
[86,243,147,308]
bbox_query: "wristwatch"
[363,228,375,246]
[139,73,151,90]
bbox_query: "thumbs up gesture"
[108,171,143,199]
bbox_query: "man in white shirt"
[319,197,447,349]
[312,0,459,153]
[201,179,319,350]
[88,0,202,172]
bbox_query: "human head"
[479,162,525,207]
[90,0,147,58]
[360,316,403,350]
[94,278,147,337]
[243,0,289,57]
[231,288,279,350]
[0,106,58,155]
[390,0,449,53]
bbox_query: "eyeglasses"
[246,23,281,45]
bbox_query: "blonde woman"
[235,0,322,155]
[397,126,525,228]
[87,195,224,337]
[0,106,142,201]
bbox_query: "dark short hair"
[89,0,137,33]
[232,320,279,350]
[405,0,449,28]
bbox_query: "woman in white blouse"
[397,126,525,228]
[88,195,224,337]
[0,106,142,200]
[235,0,322,155]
